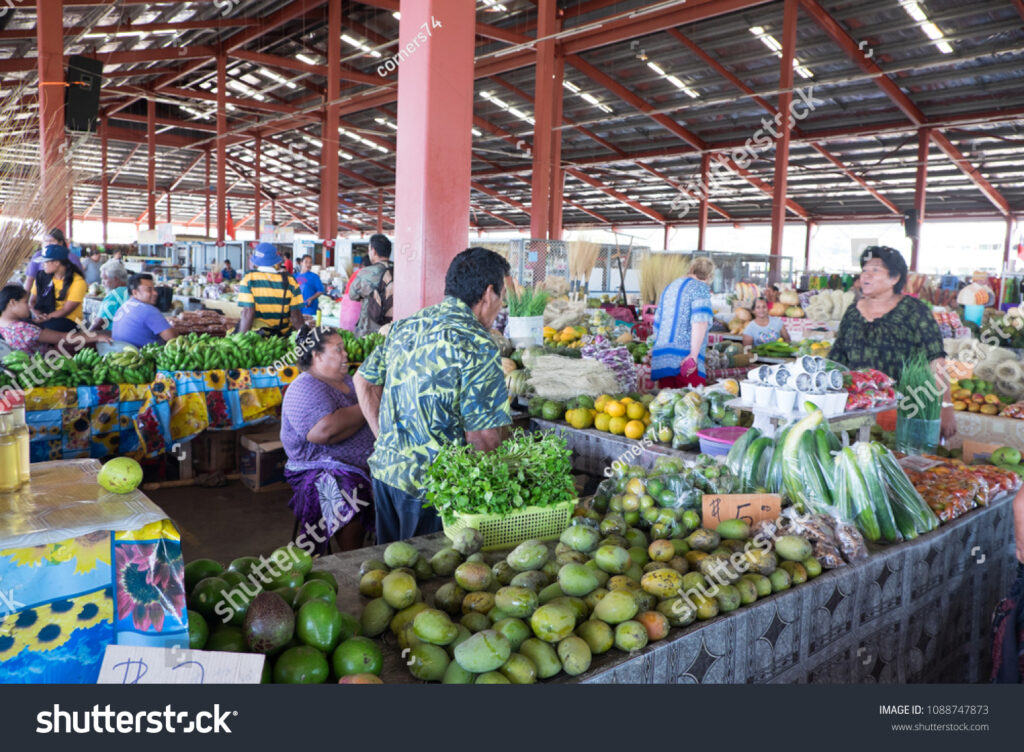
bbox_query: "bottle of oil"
[9,397,30,487]
[0,408,21,493]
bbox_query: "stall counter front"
[0,460,187,683]
[314,492,1015,684]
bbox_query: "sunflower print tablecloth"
[22,366,299,461]
[0,461,187,684]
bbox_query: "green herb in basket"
[507,286,550,318]
[423,428,575,523]
[897,352,941,421]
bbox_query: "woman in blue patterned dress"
[651,257,716,388]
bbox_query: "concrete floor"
[147,481,296,566]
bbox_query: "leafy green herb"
[897,352,941,421]
[507,286,550,317]
[423,428,575,523]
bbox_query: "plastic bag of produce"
[671,401,709,449]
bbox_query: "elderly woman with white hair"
[89,259,131,332]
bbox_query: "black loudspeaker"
[904,210,918,239]
[65,55,103,132]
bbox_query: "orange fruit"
[605,401,626,418]
[594,413,612,432]
[625,478,646,496]
[620,396,634,404]
[626,402,646,420]
[608,416,627,435]
[643,415,652,426]
[624,420,645,440]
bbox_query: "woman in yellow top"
[29,245,88,332]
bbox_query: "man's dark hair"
[444,247,510,309]
[859,245,908,294]
[128,273,154,294]
[224,260,232,266]
[369,233,392,259]
[300,255,312,263]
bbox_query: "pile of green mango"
[357,513,820,684]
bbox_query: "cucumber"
[742,437,773,493]
[839,448,881,541]
[799,431,832,514]
[815,429,836,495]
[781,411,825,513]
[872,443,939,533]
[855,442,901,542]
[726,428,759,478]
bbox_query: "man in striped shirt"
[236,243,305,335]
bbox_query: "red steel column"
[548,33,565,240]
[100,114,109,245]
[36,0,67,231]
[393,0,475,316]
[530,0,558,239]
[319,0,341,244]
[204,148,211,237]
[147,97,157,230]
[698,153,710,250]
[804,220,814,268]
[769,0,798,283]
[216,54,227,244]
[911,128,930,272]
[254,133,262,240]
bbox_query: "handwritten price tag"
[97,645,264,684]
[701,493,782,528]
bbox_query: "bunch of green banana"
[95,347,156,385]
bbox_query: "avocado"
[184,558,224,593]
[243,592,296,654]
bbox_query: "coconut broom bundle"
[567,240,600,301]
[0,84,74,285]
[640,252,690,305]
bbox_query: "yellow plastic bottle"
[10,400,30,486]
[0,409,20,493]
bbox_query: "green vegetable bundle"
[897,352,941,421]
[507,286,550,318]
[424,428,575,522]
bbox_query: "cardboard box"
[961,439,1004,464]
[193,430,238,474]
[239,430,289,493]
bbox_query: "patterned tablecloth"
[0,460,186,684]
[315,492,1015,684]
[23,366,297,462]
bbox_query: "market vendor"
[28,245,88,332]
[0,285,109,355]
[89,260,130,332]
[295,255,326,316]
[22,228,83,293]
[281,324,374,553]
[221,259,237,282]
[111,273,177,347]
[742,297,791,348]
[236,243,305,335]
[651,256,716,388]
[829,246,954,438]
[354,247,512,542]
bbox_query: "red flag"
[1017,232,1024,262]
[225,202,237,241]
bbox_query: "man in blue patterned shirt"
[354,248,512,542]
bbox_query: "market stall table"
[0,460,187,683]
[314,491,1015,684]
[529,418,695,476]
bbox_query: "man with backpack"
[348,234,394,336]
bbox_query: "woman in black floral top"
[830,246,955,438]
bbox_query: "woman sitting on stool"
[280,324,374,553]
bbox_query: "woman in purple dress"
[280,325,375,552]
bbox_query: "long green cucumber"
[766,426,791,494]
[872,443,939,533]
[815,429,835,494]
[726,427,758,478]
[742,437,773,493]
[799,431,832,513]
[840,448,881,541]
[781,410,824,512]
[855,442,900,542]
